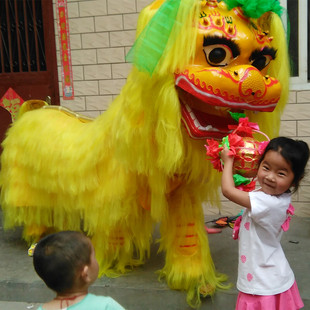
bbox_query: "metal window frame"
[280,0,309,89]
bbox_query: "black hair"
[33,231,92,293]
[259,137,310,192]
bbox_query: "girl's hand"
[220,145,234,164]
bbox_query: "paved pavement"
[1,210,309,310]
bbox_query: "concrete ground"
[0,210,309,310]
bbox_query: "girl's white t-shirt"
[237,190,295,295]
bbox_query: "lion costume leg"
[87,194,154,277]
[158,185,228,308]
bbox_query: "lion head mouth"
[177,86,240,140]
[175,66,281,140]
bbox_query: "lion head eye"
[203,44,234,67]
[250,47,276,71]
[250,55,273,71]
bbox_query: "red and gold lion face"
[176,0,281,139]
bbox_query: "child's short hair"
[260,137,310,192]
[33,231,92,293]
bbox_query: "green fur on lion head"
[223,0,283,18]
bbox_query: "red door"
[0,0,59,148]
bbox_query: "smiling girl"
[221,137,309,310]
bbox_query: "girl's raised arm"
[221,145,251,210]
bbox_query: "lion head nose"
[236,66,267,98]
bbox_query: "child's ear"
[81,265,91,283]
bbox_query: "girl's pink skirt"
[236,281,304,310]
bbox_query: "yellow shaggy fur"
[0,0,289,308]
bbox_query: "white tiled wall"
[53,0,310,216]
[54,0,146,114]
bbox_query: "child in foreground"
[33,231,125,310]
[221,137,309,310]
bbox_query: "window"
[280,0,310,89]
[0,0,46,73]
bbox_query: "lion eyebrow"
[203,36,240,58]
[250,47,277,61]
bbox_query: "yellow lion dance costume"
[0,0,289,307]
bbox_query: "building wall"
[53,0,310,216]
[54,0,151,117]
